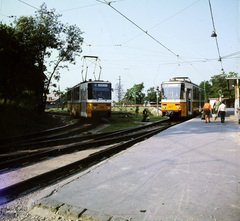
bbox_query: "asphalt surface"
[30,108,240,221]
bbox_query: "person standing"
[203,99,212,123]
[217,100,227,123]
[214,98,221,116]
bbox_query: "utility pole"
[134,84,136,105]
[119,76,121,107]
[156,86,159,116]
[204,80,206,101]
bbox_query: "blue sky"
[1,0,239,100]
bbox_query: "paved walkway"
[31,108,240,221]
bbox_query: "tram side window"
[180,83,185,99]
[201,90,204,105]
[193,87,199,99]
[67,90,72,101]
[73,86,80,101]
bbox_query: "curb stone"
[30,199,129,221]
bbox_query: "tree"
[14,3,84,111]
[145,87,161,103]
[124,83,145,104]
[228,72,238,78]
[114,82,125,106]
[199,72,238,100]
[0,22,44,107]
[55,88,70,110]
[199,80,212,100]
[210,73,228,98]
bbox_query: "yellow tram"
[67,80,112,118]
[67,56,112,118]
[161,77,204,117]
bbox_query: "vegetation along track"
[0,117,190,205]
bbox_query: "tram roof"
[69,80,111,90]
[161,77,200,88]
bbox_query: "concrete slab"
[31,109,240,220]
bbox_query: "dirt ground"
[0,118,110,221]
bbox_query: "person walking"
[217,100,227,123]
[203,99,212,123]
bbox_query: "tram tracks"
[0,117,185,205]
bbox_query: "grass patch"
[101,109,166,132]
[46,107,69,114]
[47,106,166,132]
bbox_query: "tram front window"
[162,83,183,99]
[88,83,111,100]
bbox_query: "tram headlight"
[176,106,180,109]
[107,107,110,110]
[162,106,166,109]
[93,106,97,110]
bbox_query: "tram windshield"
[88,83,111,100]
[161,83,184,99]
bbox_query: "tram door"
[81,86,87,117]
[187,89,192,116]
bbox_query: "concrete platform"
[31,108,240,221]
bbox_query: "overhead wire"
[98,0,179,58]
[99,0,206,78]
[58,3,102,13]
[221,51,240,59]
[18,0,38,10]
[121,0,201,45]
[208,0,224,71]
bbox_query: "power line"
[99,0,179,58]
[99,0,206,78]
[18,0,38,10]
[208,0,224,71]
[120,0,201,45]
[221,51,240,59]
[58,3,101,13]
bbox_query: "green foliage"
[199,72,238,99]
[145,87,161,103]
[135,106,139,115]
[100,110,166,132]
[0,22,45,107]
[210,73,228,98]
[0,3,84,111]
[124,83,145,104]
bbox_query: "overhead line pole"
[119,76,121,107]
[208,0,224,71]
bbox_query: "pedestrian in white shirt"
[217,100,227,123]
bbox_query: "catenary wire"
[121,0,201,45]
[98,0,206,78]
[98,0,179,58]
[208,0,224,71]
[18,0,38,10]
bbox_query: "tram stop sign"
[219,90,222,95]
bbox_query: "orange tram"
[67,80,112,118]
[161,77,204,118]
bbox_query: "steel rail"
[0,122,100,154]
[0,123,170,170]
[0,119,81,146]
[0,121,176,205]
[2,118,170,153]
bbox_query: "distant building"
[46,93,59,108]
